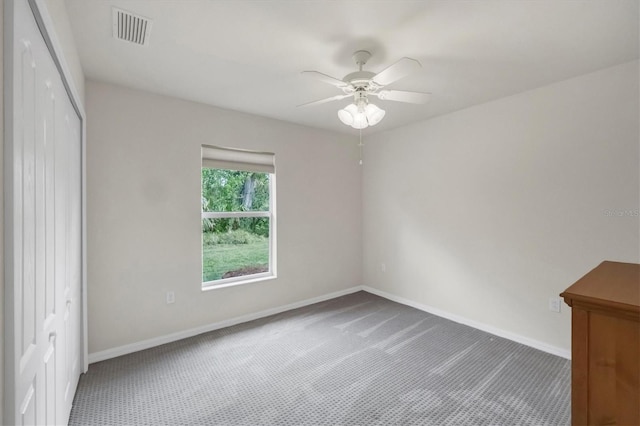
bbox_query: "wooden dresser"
[560,261,640,425]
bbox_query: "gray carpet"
[69,291,570,425]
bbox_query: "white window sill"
[201,273,277,291]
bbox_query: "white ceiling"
[65,0,639,135]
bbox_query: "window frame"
[201,168,276,290]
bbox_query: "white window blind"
[202,145,275,173]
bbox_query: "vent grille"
[112,8,152,46]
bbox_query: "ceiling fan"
[299,50,430,129]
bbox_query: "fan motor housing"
[343,71,378,95]
[343,71,375,85]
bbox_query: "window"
[201,145,276,289]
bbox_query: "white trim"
[80,92,88,373]
[269,173,277,282]
[202,272,276,290]
[88,286,363,363]
[362,286,571,359]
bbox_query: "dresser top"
[561,261,639,314]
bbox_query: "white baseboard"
[88,286,364,364]
[361,286,571,359]
[90,284,570,364]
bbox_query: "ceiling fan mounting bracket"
[352,50,372,68]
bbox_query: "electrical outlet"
[548,296,561,313]
[381,263,386,273]
[166,291,175,304]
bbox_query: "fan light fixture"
[338,101,385,129]
[299,50,430,130]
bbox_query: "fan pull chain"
[358,129,364,166]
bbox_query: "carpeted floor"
[69,291,570,425]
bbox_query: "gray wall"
[362,61,639,353]
[86,80,363,355]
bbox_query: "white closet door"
[6,0,83,424]
[55,86,83,425]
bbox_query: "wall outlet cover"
[548,297,561,313]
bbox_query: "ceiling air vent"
[112,7,152,46]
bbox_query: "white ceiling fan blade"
[372,57,422,86]
[301,71,348,88]
[297,94,351,108]
[376,90,431,104]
